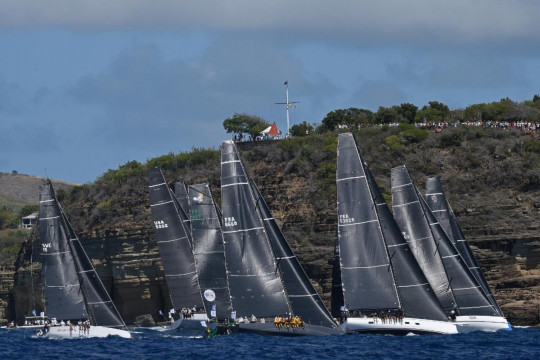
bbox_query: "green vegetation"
[222,113,270,139]
[314,96,540,131]
[0,228,30,266]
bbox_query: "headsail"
[391,165,457,312]
[418,194,498,316]
[188,183,233,320]
[148,168,205,312]
[392,166,498,316]
[39,180,125,327]
[250,180,336,328]
[330,235,344,318]
[364,164,449,321]
[221,140,289,318]
[425,177,503,316]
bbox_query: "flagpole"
[286,82,290,137]
[275,81,299,138]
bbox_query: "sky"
[1,1,539,184]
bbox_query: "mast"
[425,177,503,316]
[147,168,205,313]
[249,179,336,328]
[188,183,233,320]
[220,140,289,318]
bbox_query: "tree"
[415,101,450,123]
[223,113,270,139]
[397,103,418,123]
[318,108,374,132]
[290,121,314,137]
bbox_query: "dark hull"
[237,322,341,337]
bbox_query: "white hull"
[39,325,131,339]
[340,317,458,335]
[455,315,511,333]
[150,315,211,334]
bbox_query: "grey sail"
[425,177,503,316]
[63,212,126,327]
[336,133,400,311]
[40,181,87,321]
[417,193,498,316]
[188,183,233,320]
[221,140,289,318]
[174,181,193,246]
[391,165,457,312]
[250,180,337,328]
[39,180,125,327]
[364,163,449,321]
[337,133,448,321]
[148,168,205,312]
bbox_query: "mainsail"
[425,177,503,316]
[148,168,205,312]
[221,140,289,318]
[188,183,233,320]
[39,180,125,327]
[391,165,457,312]
[337,133,448,321]
[392,166,498,316]
[250,180,336,328]
[336,133,400,311]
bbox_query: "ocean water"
[1,327,538,360]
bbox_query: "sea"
[1,327,538,360]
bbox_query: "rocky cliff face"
[11,227,173,326]
[4,130,539,326]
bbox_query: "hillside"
[2,126,539,326]
[0,172,78,211]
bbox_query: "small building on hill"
[20,212,38,229]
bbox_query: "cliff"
[4,127,539,326]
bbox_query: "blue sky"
[1,1,539,184]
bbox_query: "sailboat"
[334,133,457,334]
[187,183,234,324]
[147,168,209,333]
[221,140,340,336]
[425,177,510,331]
[38,180,131,338]
[391,166,511,332]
